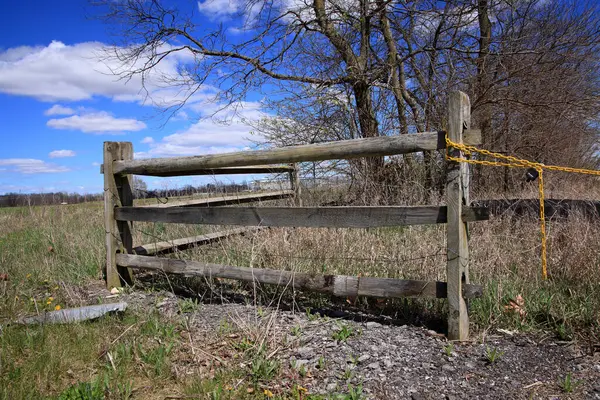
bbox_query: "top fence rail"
[110,130,481,177]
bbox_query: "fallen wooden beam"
[116,254,483,299]
[112,130,481,176]
[136,191,294,209]
[134,227,263,256]
[16,303,128,325]
[115,205,490,227]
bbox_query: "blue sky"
[0,0,267,194]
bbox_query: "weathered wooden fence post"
[290,163,302,207]
[446,91,471,340]
[103,142,134,289]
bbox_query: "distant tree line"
[0,192,104,208]
[135,181,252,200]
[0,180,253,208]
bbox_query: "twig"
[107,351,117,371]
[183,317,195,356]
[110,322,139,347]
[523,381,543,389]
[192,345,225,364]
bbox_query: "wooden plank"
[136,191,294,209]
[112,131,482,176]
[100,164,294,176]
[134,227,263,256]
[103,142,134,289]
[290,163,302,207]
[446,91,471,340]
[116,254,484,299]
[115,205,490,227]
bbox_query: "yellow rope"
[445,136,600,280]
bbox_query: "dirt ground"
[79,281,600,400]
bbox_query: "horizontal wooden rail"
[115,205,489,227]
[100,164,295,177]
[134,227,263,256]
[116,254,483,299]
[137,191,294,209]
[112,130,481,176]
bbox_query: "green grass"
[1,199,600,398]
[558,372,582,393]
[0,316,139,399]
[331,323,355,342]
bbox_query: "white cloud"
[47,111,146,134]
[49,149,76,158]
[142,101,265,157]
[0,40,205,104]
[174,111,189,121]
[44,104,75,116]
[197,0,244,19]
[0,159,70,174]
[91,162,101,166]
[141,136,155,144]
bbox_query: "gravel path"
[118,289,600,400]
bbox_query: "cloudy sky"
[0,0,266,194]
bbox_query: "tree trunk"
[353,81,383,191]
[476,0,493,188]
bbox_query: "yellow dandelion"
[264,389,274,398]
[48,297,54,302]
[26,274,32,279]
[224,385,233,391]
[297,386,308,393]
[55,305,61,311]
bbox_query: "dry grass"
[1,185,600,398]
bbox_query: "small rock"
[421,362,434,369]
[411,394,427,400]
[296,346,314,357]
[358,354,371,363]
[326,383,337,392]
[367,362,381,370]
[366,321,380,329]
[384,358,393,368]
[446,395,457,400]
[441,364,456,372]
[296,359,310,366]
[465,362,476,369]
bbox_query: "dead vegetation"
[1,181,600,398]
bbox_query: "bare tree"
[94,0,600,199]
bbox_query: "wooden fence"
[102,91,487,340]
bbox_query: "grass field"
[1,197,599,399]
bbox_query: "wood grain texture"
[446,91,471,340]
[114,205,490,227]
[100,164,294,176]
[136,191,294,209]
[113,131,482,176]
[116,254,483,299]
[103,142,134,289]
[290,163,303,207]
[134,227,263,256]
